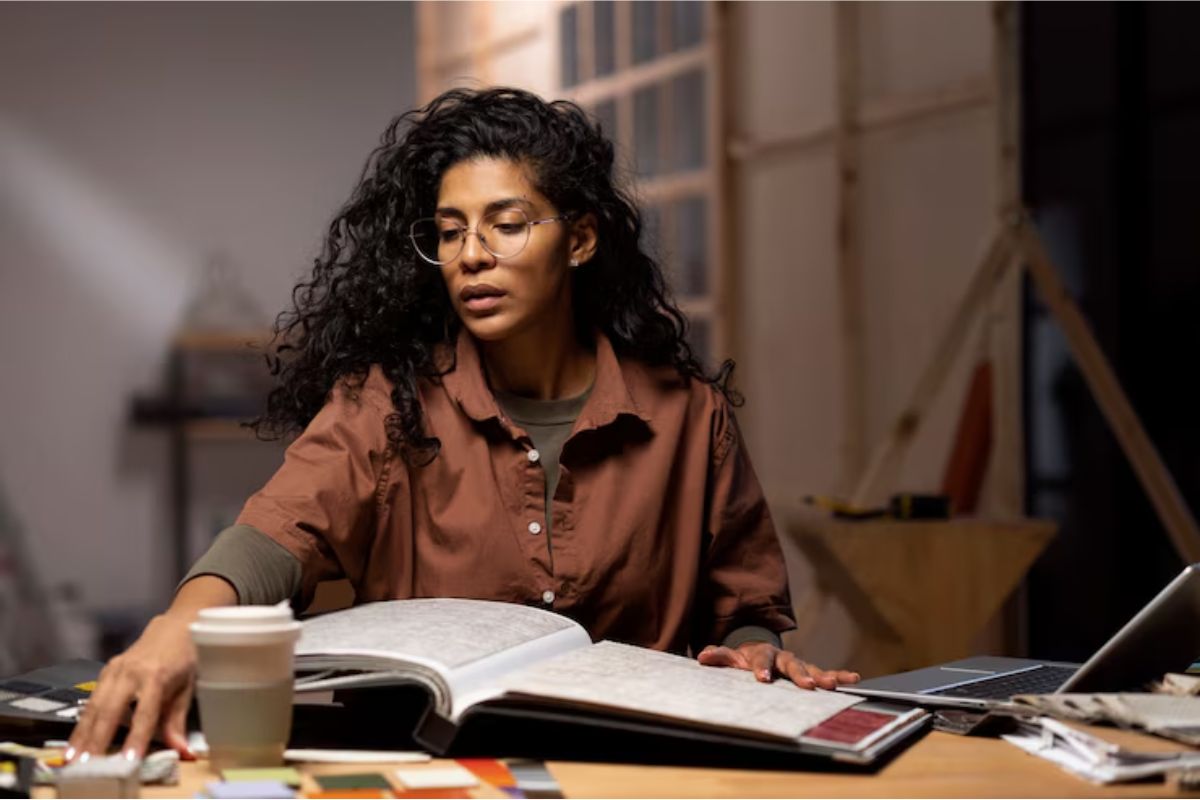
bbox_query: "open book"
[293,599,927,764]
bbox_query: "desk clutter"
[0,742,563,799]
[921,672,1200,785]
[194,757,563,799]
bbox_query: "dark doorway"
[1021,2,1200,661]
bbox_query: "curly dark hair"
[253,86,737,463]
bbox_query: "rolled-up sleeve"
[236,370,394,609]
[696,398,797,649]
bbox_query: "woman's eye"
[493,223,526,235]
[439,229,463,242]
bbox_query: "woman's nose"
[459,229,496,273]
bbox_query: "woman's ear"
[568,213,599,267]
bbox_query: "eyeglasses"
[409,208,571,266]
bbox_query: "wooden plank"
[710,1,733,363]
[850,226,1018,509]
[834,2,867,492]
[856,76,993,132]
[726,80,991,164]
[1018,220,1200,565]
[988,0,1026,518]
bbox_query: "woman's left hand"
[698,642,861,689]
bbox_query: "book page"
[494,640,862,741]
[297,599,585,672]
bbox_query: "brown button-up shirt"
[237,331,796,654]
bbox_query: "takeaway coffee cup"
[189,605,301,770]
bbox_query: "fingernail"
[78,751,91,763]
[123,748,138,761]
[758,669,771,681]
[64,747,76,762]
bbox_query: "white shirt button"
[528,520,542,535]
[542,590,555,604]
[527,449,540,463]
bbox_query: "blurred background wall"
[1,1,1197,673]
[0,2,414,651]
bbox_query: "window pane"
[594,98,618,145]
[687,315,712,370]
[669,69,706,171]
[560,6,579,88]
[634,83,661,177]
[632,1,658,65]
[641,203,663,257]
[670,1,704,51]
[673,195,708,296]
[594,1,616,78]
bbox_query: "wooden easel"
[849,212,1200,565]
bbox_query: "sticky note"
[315,772,394,790]
[223,767,302,786]
[205,779,295,799]
[457,758,516,788]
[506,760,562,797]
[394,766,479,789]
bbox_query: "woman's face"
[433,157,594,343]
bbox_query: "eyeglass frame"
[408,208,574,266]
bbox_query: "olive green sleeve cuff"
[179,523,302,606]
[721,624,783,650]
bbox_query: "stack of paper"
[1003,716,1200,784]
[1014,693,1200,746]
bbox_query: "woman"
[68,87,859,762]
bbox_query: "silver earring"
[569,259,580,268]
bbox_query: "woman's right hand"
[67,575,238,761]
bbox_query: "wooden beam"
[727,79,992,164]
[988,0,1026,518]
[834,2,867,493]
[850,226,1018,509]
[1017,220,1200,565]
[857,77,993,133]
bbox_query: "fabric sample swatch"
[223,767,303,787]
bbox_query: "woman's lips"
[459,283,506,313]
[464,295,503,312]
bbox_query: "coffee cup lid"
[196,605,295,626]
[190,604,300,645]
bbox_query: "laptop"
[840,563,1200,709]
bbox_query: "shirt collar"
[440,327,650,433]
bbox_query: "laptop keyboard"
[926,665,1078,700]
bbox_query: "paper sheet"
[1003,716,1200,784]
[297,599,582,671]
[495,640,861,741]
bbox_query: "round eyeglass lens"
[409,209,532,265]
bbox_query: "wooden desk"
[35,727,1196,798]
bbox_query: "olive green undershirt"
[493,384,591,560]
[182,389,779,650]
